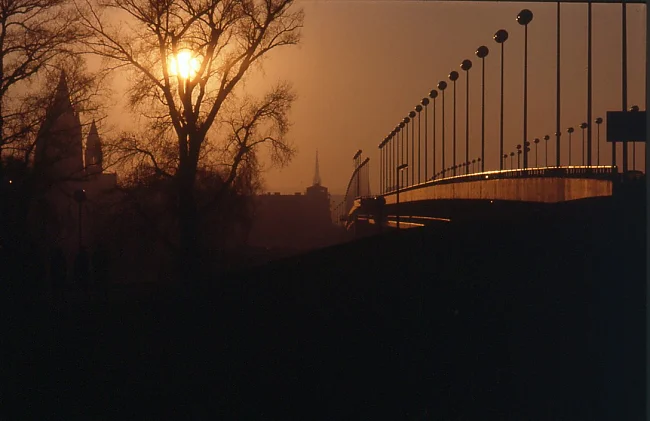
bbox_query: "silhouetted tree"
[78,0,303,279]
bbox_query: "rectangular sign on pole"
[606,111,647,142]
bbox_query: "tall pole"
[518,9,534,170]
[580,122,588,165]
[595,118,603,166]
[630,105,639,170]
[476,46,489,172]
[379,143,382,194]
[438,81,447,177]
[461,59,472,175]
[622,0,628,174]
[494,30,508,170]
[430,90,439,179]
[422,98,430,180]
[409,111,415,185]
[416,105,422,183]
[396,164,408,229]
[544,135,550,167]
[449,71,459,176]
[556,2,561,167]
[567,127,574,166]
[404,117,410,186]
[587,0,593,166]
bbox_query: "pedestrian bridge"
[338,165,644,232]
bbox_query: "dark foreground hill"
[2,197,645,420]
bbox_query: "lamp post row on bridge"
[375,5,636,198]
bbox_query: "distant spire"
[313,150,321,186]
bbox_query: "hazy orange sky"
[106,0,647,195]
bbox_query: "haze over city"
[97,0,648,194]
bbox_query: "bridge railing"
[334,157,371,225]
[383,165,617,194]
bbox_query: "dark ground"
[2,197,646,420]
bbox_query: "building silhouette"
[247,151,342,251]
[29,71,117,287]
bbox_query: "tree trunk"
[177,162,200,284]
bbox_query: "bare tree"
[0,0,84,163]
[78,0,303,273]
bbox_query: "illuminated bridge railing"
[383,165,617,194]
[334,157,371,225]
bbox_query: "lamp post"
[429,90,439,179]
[555,132,562,166]
[516,144,522,169]
[449,71,459,176]
[379,141,383,194]
[534,138,540,167]
[494,29,509,170]
[510,152,515,169]
[503,154,508,169]
[392,129,398,190]
[580,122,588,166]
[630,105,639,170]
[587,0,593,166]
[517,9,534,169]
[409,110,417,183]
[415,105,423,183]
[396,163,408,229]
[476,46,489,172]
[556,1,562,167]
[421,97,430,180]
[437,81,447,177]
[461,59,472,175]
[567,127,575,166]
[472,159,477,173]
[595,117,603,166]
[544,135,550,167]
[400,116,404,186]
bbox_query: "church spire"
[85,120,103,175]
[313,150,321,186]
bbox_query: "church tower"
[313,150,322,186]
[85,120,103,176]
[34,71,83,181]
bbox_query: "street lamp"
[421,97,430,180]
[475,46,489,172]
[503,154,508,169]
[429,90,439,179]
[595,117,603,166]
[534,138,540,167]
[516,144,522,169]
[396,163,408,229]
[378,141,383,194]
[630,105,639,170]
[544,135,550,167]
[517,9,534,169]
[409,110,417,183]
[579,122,588,165]
[415,105,423,183]
[555,1,562,168]
[461,59,472,175]
[437,81,447,177]
[510,151,515,169]
[555,131,562,166]
[449,70,459,176]
[494,29,509,170]
[567,127,575,166]
[398,117,410,185]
